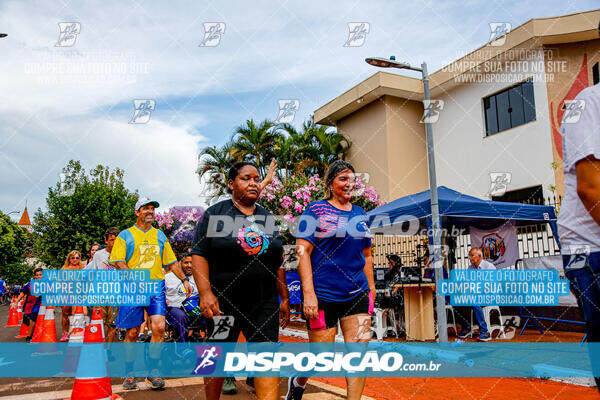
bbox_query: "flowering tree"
[259,174,384,244]
[155,206,205,256]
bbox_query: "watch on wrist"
[181,277,190,283]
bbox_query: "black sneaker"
[285,377,306,400]
[123,375,137,390]
[222,377,237,395]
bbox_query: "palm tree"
[277,122,321,178]
[231,119,281,176]
[282,119,351,177]
[197,142,237,200]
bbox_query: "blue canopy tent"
[366,186,560,245]
[368,186,566,338]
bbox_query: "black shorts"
[305,290,370,331]
[23,312,38,325]
[204,302,279,343]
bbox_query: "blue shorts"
[116,280,166,329]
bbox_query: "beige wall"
[337,96,428,202]
[385,96,429,200]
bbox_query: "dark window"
[492,185,547,233]
[492,185,543,205]
[483,79,536,136]
[593,62,599,86]
[483,96,498,135]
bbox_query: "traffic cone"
[89,308,105,340]
[31,304,46,342]
[58,307,86,376]
[68,310,123,400]
[17,299,23,323]
[38,306,58,342]
[14,318,29,338]
[69,306,86,338]
[33,306,60,356]
[5,298,20,327]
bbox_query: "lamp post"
[365,56,448,342]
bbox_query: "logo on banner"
[481,233,506,262]
[192,345,222,375]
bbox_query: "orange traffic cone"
[17,299,23,323]
[5,298,20,327]
[14,318,29,338]
[33,306,60,356]
[58,307,86,376]
[31,304,46,342]
[69,306,86,338]
[68,310,123,400]
[38,306,58,342]
[89,308,105,341]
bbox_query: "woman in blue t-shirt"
[289,160,375,400]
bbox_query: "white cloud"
[1,112,206,215]
[0,0,596,218]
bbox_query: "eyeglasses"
[71,256,80,259]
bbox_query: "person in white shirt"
[455,248,497,342]
[558,72,600,390]
[165,253,197,342]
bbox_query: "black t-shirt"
[191,199,284,312]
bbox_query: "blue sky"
[1,0,598,219]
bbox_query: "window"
[492,185,543,205]
[492,185,547,233]
[483,79,536,136]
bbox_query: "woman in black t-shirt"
[191,161,290,400]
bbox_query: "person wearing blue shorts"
[109,197,192,390]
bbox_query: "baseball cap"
[135,197,160,211]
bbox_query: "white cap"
[134,197,160,211]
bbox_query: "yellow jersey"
[109,224,177,280]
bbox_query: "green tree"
[231,119,281,175]
[279,118,351,177]
[197,141,237,199]
[197,117,352,204]
[0,211,30,284]
[32,160,138,268]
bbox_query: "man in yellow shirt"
[110,197,192,390]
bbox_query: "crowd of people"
[5,75,600,398]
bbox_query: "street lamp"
[366,55,448,343]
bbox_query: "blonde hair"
[63,250,82,268]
